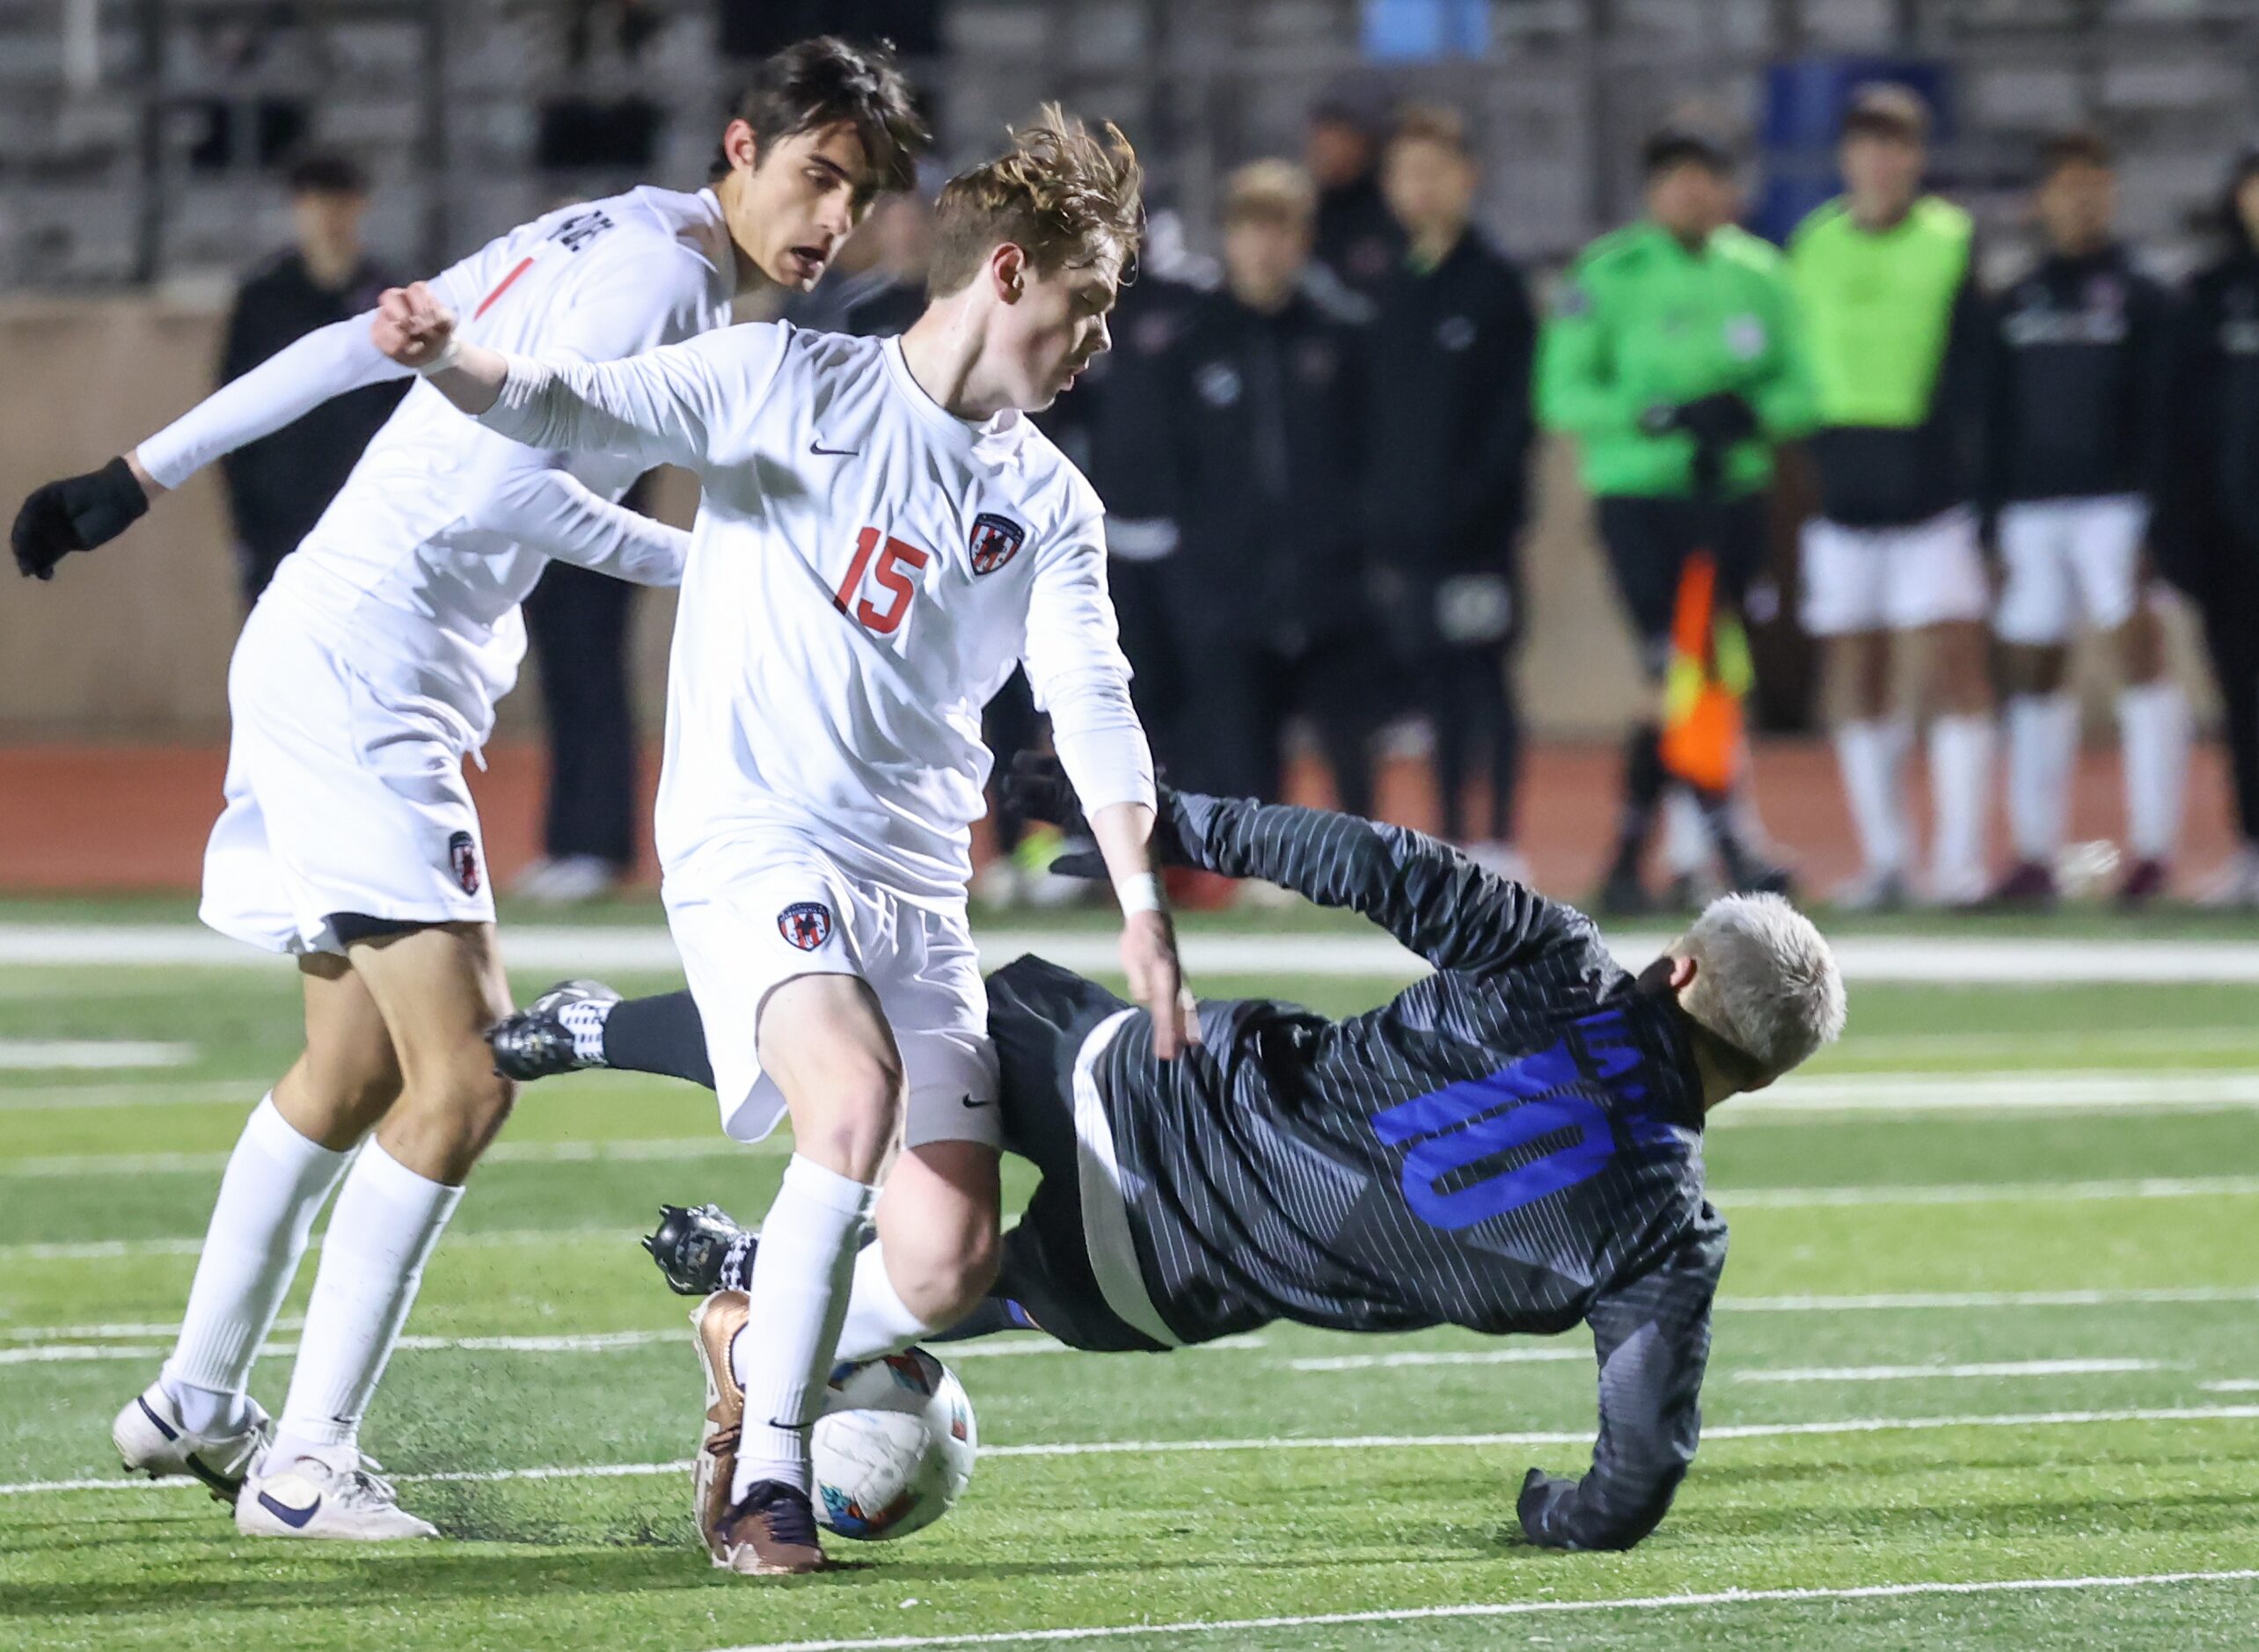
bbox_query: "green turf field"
[3,904,2256,1649]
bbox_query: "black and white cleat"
[645,1203,755,1297]
[486,979,621,1081]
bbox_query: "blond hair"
[1223,159,1316,229]
[1675,894,1846,1085]
[927,103,1144,296]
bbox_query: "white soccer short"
[200,599,493,955]
[1799,507,1991,636]
[1992,493,2148,645]
[667,840,1000,1152]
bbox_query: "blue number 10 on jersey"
[1369,1008,1652,1231]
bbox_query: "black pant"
[1595,494,1769,683]
[523,559,637,866]
[1176,632,1378,817]
[1421,640,1520,844]
[986,955,1166,1354]
[2198,552,2259,843]
[1108,554,1186,774]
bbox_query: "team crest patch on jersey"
[446,831,481,896]
[968,513,1026,576]
[778,902,835,951]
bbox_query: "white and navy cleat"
[234,1445,438,1540]
[112,1382,272,1505]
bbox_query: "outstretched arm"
[375,281,737,474]
[1005,756,1596,981]
[13,313,412,579]
[1169,791,1596,978]
[1517,1205,1724,1551]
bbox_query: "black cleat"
[646,1202,755,1296]
[487,979,621,1081]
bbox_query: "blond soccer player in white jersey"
[10,39,926,1541]
[384,110,1195,1575]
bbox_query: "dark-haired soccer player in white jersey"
[11,37,925,1540]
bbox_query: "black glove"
[1667,392,1759,449]
[999,751,1190,881]
[12,457,149,580]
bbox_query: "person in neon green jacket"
[1786,84,1996,912]
[1538,125,1815,914]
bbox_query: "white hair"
[1674,893,1846,1083]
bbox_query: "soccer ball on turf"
[811,1347,977,1540]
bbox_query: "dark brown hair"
[2040,128,2115,178]
[710,36,926,193]
[926,104,1144,297]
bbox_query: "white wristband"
[413,334,464,377]
[1115,872,1164,916]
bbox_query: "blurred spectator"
[2159,145,2259,909]
[515,481,656,904]
[1787,85,1993,909]
[1539,124,1814,914]
[1984,130,2185,909]
[1304,73,1405,316]
[216,151,404,606]
[1161,162,1376,815]
[1074,209,1215,771]
[1367,105,1537,873]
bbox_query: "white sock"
[1929,713,1999,897]
[2119,680,2190,861]
[162,1097,351,1437]
[1833,719,1912,876]
[832,1243,939,1364]
[729,1155,880,1499]
[2005,693,2078,863]
[269,1138,462,1464]
[1661,789,1713,879]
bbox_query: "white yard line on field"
[15,923,2259,983]
[1714,1283,2259,1312]
[0,1226,647,1262]
[0,1080,268,1112]
[1733,1358,2161,1384]
[4,1406,2255,1500]
[0,1040,195,1071]
[2202,1379,2259,1393]
[1285,1348,1588,1372]
[0,1136,770,1179]
[9,1173,2255,1261]
[1716,1174,2259,1209]
[698,1569,2259,1652]
[8,1287,2250,1347]
[1714,1070,2259,1122]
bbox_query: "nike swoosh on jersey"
[808,438,858,457]
[959,1094,995,1108]
[256,1482,323,1529]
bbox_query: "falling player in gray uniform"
[491,757,1844,1551]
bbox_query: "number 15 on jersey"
[833,527,931,637]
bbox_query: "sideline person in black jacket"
[1163,162,1377,815]
[216,151,403,605]
[2160,145,2259,908]
[1983,129,2185,909]
[1365,106,1537,869]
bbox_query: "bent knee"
[888,1225,1002,1326]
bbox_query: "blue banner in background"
[1361,0,1490,62]
[1754,57,1954,245]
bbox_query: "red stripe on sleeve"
[472,256,536,320]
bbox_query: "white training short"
[200,599,493,955]
[1992,493,2148,645]
[1799,507,1990,637]
[666,839,1000,1152]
